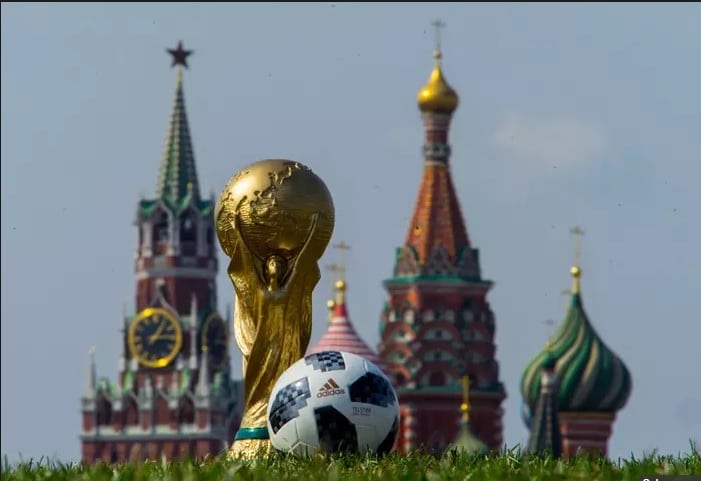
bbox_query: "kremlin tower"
[308,242,386,372]
[378,22,506,453]
[79,43,243,464]
[521,228,632,458]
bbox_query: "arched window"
[96,394,113,426]
[180,211,197,255]
[180,212,196,242]
[178,397,195,424]
[153,210,170,255]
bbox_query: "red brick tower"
[79,42,243,464]
[378,23,506,453]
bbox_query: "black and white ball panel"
[268,377,312,434]
[349,372,397,407]
[269,350,400,456]
[376,416,399,455]
[314,406,359,454]
[304,350,346,372]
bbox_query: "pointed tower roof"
[403,158,472,267]
[308,242,386,372]
[525,344,562,457]
[85,346,97,398]
[393,22,480,280]
[156,67,200,205]
[521,228,632,414]
[138,42,213,219]
[448,374,487,455]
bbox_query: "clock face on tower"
[128,307,183,368]
[201,313,227,370]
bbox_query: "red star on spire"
[167,41,193,69]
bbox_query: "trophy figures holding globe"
[215,159,335,457]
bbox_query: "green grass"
[2,447,700,481]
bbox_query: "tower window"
[180,213,196,243]
[155,211,169,243]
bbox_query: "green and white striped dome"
[521,266,632,414]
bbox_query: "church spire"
[395,22,475,277]
[155,41,200,206]
[85,346,97,398]
[525,343,562,457]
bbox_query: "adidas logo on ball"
[317,378,345,398]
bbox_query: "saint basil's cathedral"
[79,33,631,463]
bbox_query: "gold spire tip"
[569,226,584,293]
[460,374,471,418]
[418,19,458,114]
[326,299,336,310]
[430,19,446,54]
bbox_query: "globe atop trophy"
[215,159,335,458]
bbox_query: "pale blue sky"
[2,3,700,463]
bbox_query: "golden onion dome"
[417,50,459,114]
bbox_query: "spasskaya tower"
[79,42,243,464]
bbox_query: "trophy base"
[227,427,273,459]
[227,439,273,459]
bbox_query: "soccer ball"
[266,350,400,456]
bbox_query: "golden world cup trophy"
[215,159,335,458]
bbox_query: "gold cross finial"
[325,262,345,282]
[561,288,572,310]
[332,241,351,282]
[570,226,585,267]
[460,374,471,421]
[431,19,446,55]
[569,226,585,293]
[325,263,345,307]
